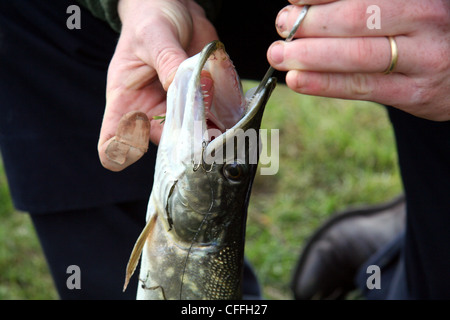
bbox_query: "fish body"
[124,41,276,299]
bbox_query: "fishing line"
[179,163,217,299]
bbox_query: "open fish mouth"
[167,40,276,165]
[196,42,246,141]
[200,69,244,137]
[155,40,275,189]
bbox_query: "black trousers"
[356,107,450,299]
[30,202,261,299]
[30,201,148,299]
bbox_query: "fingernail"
[115,111,150,150]
[269,42,284,65]
[276,7,290,38]
[163,69,176,91]
[104,111,150,169]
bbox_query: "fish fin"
[123,213,157,292]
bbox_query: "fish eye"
[223,162,246,181]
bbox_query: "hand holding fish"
[98,0,218,171]
[268,0,450,121]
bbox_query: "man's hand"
[98,0,218,171]
[268,0,450,121]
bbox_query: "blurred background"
[0,81,402,299]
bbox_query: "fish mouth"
[165,40,276,166]
[193,41,277,153]
[195,41,246,141]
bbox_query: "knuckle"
[134,20,155,44]
[288,41,309,69]
[406,78,449,121]
[414,1,450,26]
[411,78,436,106]
[342,2,368,34]
[160,3,193,48]
[432,8,450,27]
[320,73,333,94]
[405,78,437,121]
[424,44,450,74]
[347,73,372,97]
[154,46,180,73]
[353,38,374,69]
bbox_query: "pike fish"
[123,40,276,299]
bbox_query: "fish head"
[160,40,276,246]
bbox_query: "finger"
[185,0,220,56]
[101,52,167,129]
[268,35,411,74]
[288,0,338,4]
[285,70,424,116]
[276,1,423,38]
[98,75,166,171]
[134,29,189,91]
[127,1,193,90]
[148,117,164,146]
[99,111,151,172]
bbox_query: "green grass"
[244,81,402,299]
[0,160,58,300]
[0,82,402,300]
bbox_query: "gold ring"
[384,36,398,74]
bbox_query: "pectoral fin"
[123,213,157,292]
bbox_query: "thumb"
[132,3,194,90]
[147,36,189,91]
[98,111,151,172]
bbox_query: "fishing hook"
[192,140,215,172]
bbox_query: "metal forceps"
[253,5,310,96]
